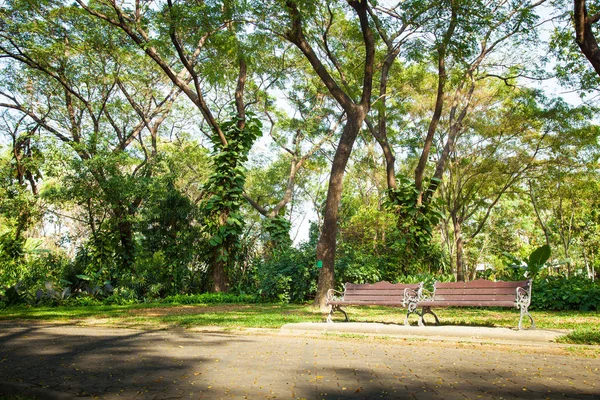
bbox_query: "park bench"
[413,279,535,330]
[326,281,422,325]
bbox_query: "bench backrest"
[432,279,531,303]
[343,281,422,304]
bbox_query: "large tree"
[0,2,181,275]
[265,0,376,307]
[72,0,277,291]
[368,0,546,277]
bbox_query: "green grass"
[0,303,324,328]
[1,303,599,345]
[556,328,600,345]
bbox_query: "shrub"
[64,296,103,307]
[160,292,260,305]
[531,276,600,311]
[252,243,318,303]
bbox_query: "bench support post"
[518,305,535,330]
[327,304,348,323]
[404,302,419,326]
[418,306,440,327]
[516,282,535,330]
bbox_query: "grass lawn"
[0,303,599,345]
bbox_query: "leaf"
[528,245,551,267]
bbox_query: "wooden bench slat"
[433,294,516,301]
[434,288,517,295]
[328,300,405,306]
[343,295,406,302]
[345,282,420,290]
[435,279,529,289]
[344,289,416,296]
[419,300,516,307]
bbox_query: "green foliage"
[201,113,262,272]
[500,245,552,280]
[263,216,292,249]
[531,276,600,311]
[137,178,202,296]
[253,242,318,303]
[1,0,599,310]
[383,176,445,271]
[160,293,260,305]
[528,245,552,277]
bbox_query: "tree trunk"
[314,108,366,308]
[574,0,600,77]
[452,213,465,282]
[210,248,230,292]
[117,219,135,272]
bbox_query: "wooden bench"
[326,281,422,324]
[412,279,535,330]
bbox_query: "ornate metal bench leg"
[418,306,440,326]
[518,305,535,330]
[327,305,348,323]
[404,302,418,326]
[338,306,348,322]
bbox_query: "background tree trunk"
[314,109,366,308]
[452,213,465,282]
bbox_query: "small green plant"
[503,244,551,279]
[34,281,71,305]
[1,281,32,305]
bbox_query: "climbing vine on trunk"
[384,176,444,269]
[263,216,293,250]
[201,113,262,292]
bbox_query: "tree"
[369,0,546,278]
[438,86,547,281]
[524,98,600,277]
[0,2,181,276]
[73,0,274,291]
[270,0,375,307]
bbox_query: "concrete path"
[281,323,568,345]
[0,322,599,399]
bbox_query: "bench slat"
[433,294,516,301]
[345,282,420,290]
[434,288,517,295]
[329,300,405,306]
[343,289,414,296]
[418,300,516,307]
[343,295,405,302]
[435,280,529,289]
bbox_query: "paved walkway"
[0,322,599,399]
[281,323,568,345]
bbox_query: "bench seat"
[413,279,535,330]
[326,281,422,324]
[418,300,516,308]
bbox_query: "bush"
[252,243,318,303]
[161,292,260,305]
[63,296,103,307]
[531,276,600,311]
